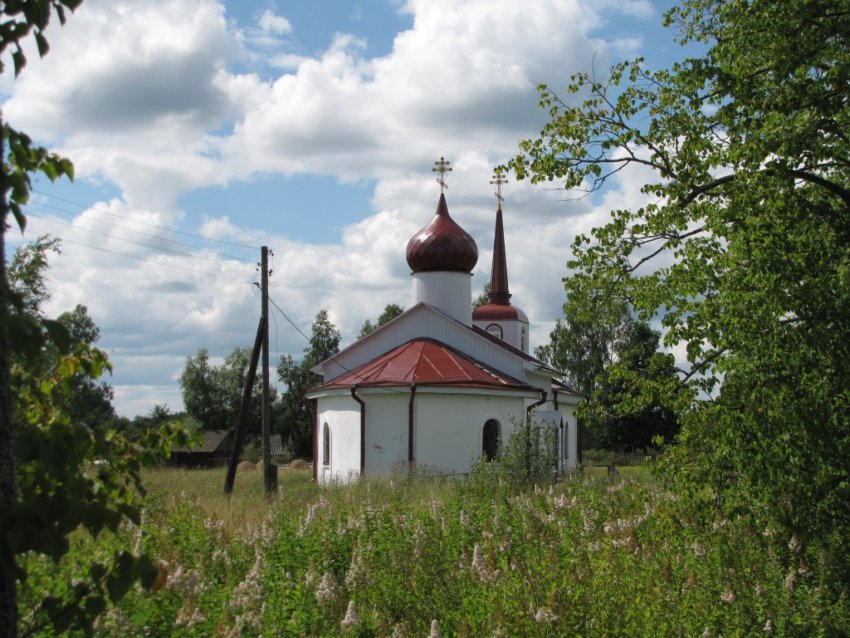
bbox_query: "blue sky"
[4,0,697,417]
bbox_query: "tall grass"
[18,465,849,637]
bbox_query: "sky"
[2,0,695,418]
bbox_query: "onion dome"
[406,193,478,273]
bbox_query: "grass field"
[18,463,849,637]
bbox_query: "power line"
[31,202,255,264]
[27,211,256,269]
[56,236,256,286]
[268,295,312,343]
[31,188,260,250]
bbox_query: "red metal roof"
[314,338,532,391]
[406,193,478,273]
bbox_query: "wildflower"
[788,533,801,553]
[173,601,205,630]
[341,600,358,630]
[428,619,441,638]
[316,572,337,603]
[471,544,493,582]
[345,545,367,589]
[720,584,736,604]
[534,607,557,623]
[763,619,774,633]
[784,570,798,591]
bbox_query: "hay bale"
[236,460,256,471]
[289,459,309,471]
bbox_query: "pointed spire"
[488,171,511,305]
[488,205,511,304]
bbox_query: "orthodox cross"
[433,156,452,192]
[490,171,508,205]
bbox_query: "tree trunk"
[0,113,20,635]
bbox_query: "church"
[306,160,580,483]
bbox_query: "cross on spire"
[490,171,508,206]
[433,156,452,193]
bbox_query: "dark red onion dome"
[406,193,478,273]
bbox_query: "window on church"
[482,419,500,461]
[520,327,527,351]
[486,323,503,339]
[323,423,331,466]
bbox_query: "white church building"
[306,165,581,483]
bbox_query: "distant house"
[169,430,233,468]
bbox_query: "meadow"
[18,463,848,637]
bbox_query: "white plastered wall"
[362,391,410,474]
[413,391,527,475]
[316,394,362,484]
[411,271,473,326]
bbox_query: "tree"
[534,292,627,396]
[509,0,850,587]
[179,348,221,429]
[1,5,79,632]
[3,238,189,634]
[472,282,491,310]
[357,303,404,338]
[584,321,680,452]
[179,346,271,434]
[278,309,341,457]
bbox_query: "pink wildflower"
[341,601,358,630]
[316,572,337,603]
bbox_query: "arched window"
[322,423,331,466]
[482,419,500,461]
[486,323,503,340]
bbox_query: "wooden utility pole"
[261,246,277,495]
[224,317,265,495]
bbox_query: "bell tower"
[472,172,529,352]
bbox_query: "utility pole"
[261,246,277,495]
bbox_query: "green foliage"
[357,303,404,339]
[472,282,491,310]
[21,467,850,636]
[278,309,341,457]
[508,0,850,591]
[3,242,192,634]
[583,321,680,452]
[470,417,559,490]
[179,346,274,435]
[534,292,627,396]
[9,329,193,635]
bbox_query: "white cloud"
[258,9,292,35]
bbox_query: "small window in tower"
[486,323,503,339]
[323,423,331,466]
[521,327,527,351]
[482,419,501,461]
